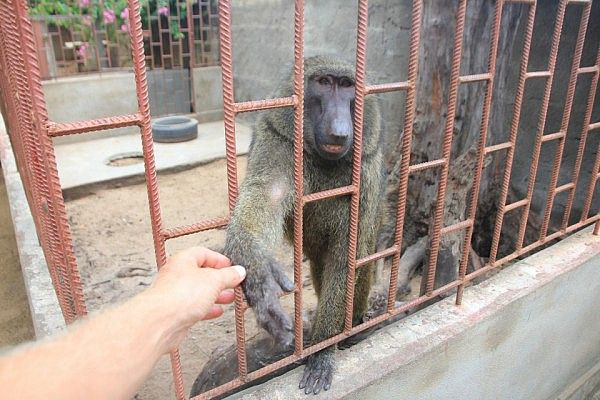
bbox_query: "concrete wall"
[193,66,224,122]
[43,67,224,143]
[43,72,139,143]
[233,227,600,400]
[0,114,65,339]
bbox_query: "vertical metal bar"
[456,0,504,305]
[424,0,468,296]
[126,1,185,398]
[386,0,422,312]
[292,0,305,356]
[343,0,369,332]
[187,0,196,112]
[581,142,600,224]
[15,0,88,319]
[218,0,247,380]
[563,46,599,228]
[489,2,537,264]
[198,1,207,65]
[516,0,568,250]
[0,2,75,319]
[218,0,239,212]
[539,2,591,241]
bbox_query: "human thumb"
[218,265,246,290]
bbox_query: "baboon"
[224,55,384,394]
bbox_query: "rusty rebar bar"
[516,0,567,251]
[539,1,591,242]
[127,1,185,398]
[456,0,504,305]
[424,0,468,296]
[343,0,369,333]
[292,0,306,358]
[386,0,423,312]
[489,1,537,264]
[563,46,600,228]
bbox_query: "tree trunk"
[379,0,526,294]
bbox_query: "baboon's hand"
[242,258,295,348]
[299,348,335,395]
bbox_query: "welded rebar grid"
[0,0,598,399]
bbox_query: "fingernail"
[233,265,246,279]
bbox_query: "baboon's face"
[306,74,355,161]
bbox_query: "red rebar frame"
[0,0,598,399]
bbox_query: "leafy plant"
[29,0,191,61]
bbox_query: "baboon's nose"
[329,118,352,140]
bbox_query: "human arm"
[0,247,245,400]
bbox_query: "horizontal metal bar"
[233,96,297,114]
[162,216,229,240]
[568,0,592,4]
[578,65,598,75]
[356,245,399,267]
[526,70,552,79]
[589,121,600,131]
[505,0,535,3]
[555,182,575,194]
[492,214,600,267]
[440,219,473,235]
[366,81,411,94]
[541,131,566,142]
[484,141,512,154]
[504,198,529,212]
[458,73,491,83]
[303,185,356,204]
[200,281,454,398]
[408,158,446,173]
[47,114,142,137]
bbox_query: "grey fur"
[224,55,384,394]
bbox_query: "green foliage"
[29,0,191,59]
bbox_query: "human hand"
[145,247,246,352]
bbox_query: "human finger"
[202,305,224,320]
[215,289,236,304]
[213,265,246,291]
[178,247,231,269]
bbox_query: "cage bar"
[489,1,537,264]
[515,0,568,251]
[423,0,468,296]
[539,1,591,242]
[455,0,504,305]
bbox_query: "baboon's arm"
[224,133,297,346]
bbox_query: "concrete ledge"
[0,115,66,339]
[233,227,600,400]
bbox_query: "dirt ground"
[0,169,34,349]
[65,156,325,399]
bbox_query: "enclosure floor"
[54,120,252,190]
[0,169,34,348]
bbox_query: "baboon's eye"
[339,77,353,88]
[318,76,331,86]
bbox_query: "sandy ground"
[0,170,34,349]
[65,156,324,399]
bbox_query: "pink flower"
[120,24,129,32]
[76,43,88,59]
[103,9,116,24]
[81,15,92,26]
[157,6,169,16]
[120,7,129,20]
[79,0,91,7]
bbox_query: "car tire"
[151,116,198,143]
